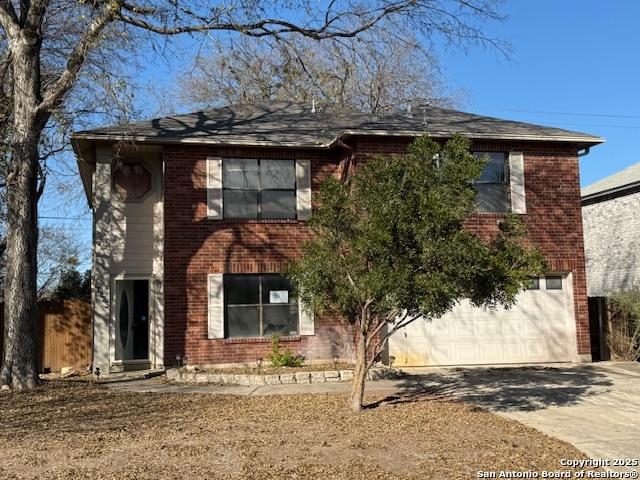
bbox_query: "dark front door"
[115,279,149,361]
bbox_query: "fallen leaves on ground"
[0,381,588,479]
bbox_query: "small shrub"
[606,289,640,361]
[268,334,305,367]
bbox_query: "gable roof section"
[72,101,604,149]
[582,161,640,204]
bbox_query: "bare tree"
[0,0,504,390]
[179,32,464,113]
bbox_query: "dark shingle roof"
[72,101,604,148]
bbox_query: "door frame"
[110,274,156,370]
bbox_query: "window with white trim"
[224,274,299,338]
[473,152,508,213]
[222,159,296,219]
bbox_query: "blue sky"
[440,0,639,187]
[43,0,639,271]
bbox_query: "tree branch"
[36,157,46,200]
[37,0,123,115]
[0,0,19,33]
[117,1,413,39]
[23,0,49,31]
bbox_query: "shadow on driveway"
[369,365,613,412]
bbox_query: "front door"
[115,279,150,362]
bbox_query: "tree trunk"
[350,328,368,412]
[0,37,43,390]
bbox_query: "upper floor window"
[222,159,296,219]
[473,152,508,213]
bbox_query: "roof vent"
[406,104,413,118]
[311,99,316,114]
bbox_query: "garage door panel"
[525,318,545,337]
[502,343,522,362]
[502,319,524,337]
[429,344,456,364]
[478,344,502,363]
[546,338,570,359]
[479,320,500,337]
[455,344,477,363]
[406,319,431,337]
[525,342,546,362]
[429,319,451,337]
[389,274,577,366]
[454,319,475,337]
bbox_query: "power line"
[539,122,640,130]
[39,215,91,221]
[478,107,640,120]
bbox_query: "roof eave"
[581,180,640,205]
[71,129,605,150]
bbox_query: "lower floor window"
[224,274,299,338]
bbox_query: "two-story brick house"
[71,102,603,374]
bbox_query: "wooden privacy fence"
[0,299,92,373]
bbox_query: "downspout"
[578,147,591,157]
[336,138,356,183]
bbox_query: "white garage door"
[389,274,578,367]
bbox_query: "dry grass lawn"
[0,380,589,479]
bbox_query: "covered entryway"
[112,278,151,370]
[389,274,578,366]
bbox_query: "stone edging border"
[166,367,400,386]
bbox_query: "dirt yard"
[0,381,589,479]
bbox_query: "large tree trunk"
[350,328,368,412]
[0,37,43,390]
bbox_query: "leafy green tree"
[53,268,90,301]
[288,135,546,412]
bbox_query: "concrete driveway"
[396,362,640,467]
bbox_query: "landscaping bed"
[0,380,593,480]
[166,365,399,385]
[194,362,353,375]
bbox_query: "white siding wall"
[110,159,162,275]
[92,144,164,372]
[582,191,640,297]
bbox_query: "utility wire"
[478,107,640,120]
[39,215,91,221]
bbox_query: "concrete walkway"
[106,363,640,467]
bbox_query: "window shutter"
[298,300,314,336]
[509,152,526,214]
[207,157,223,219]
[207,273,224,339]
[296,159,312,220]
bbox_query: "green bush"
[268,334,305,367]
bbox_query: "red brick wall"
[163,137,590,366]
[163,145,355,366]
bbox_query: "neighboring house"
[71,102,603,374]
[581,161,640,360]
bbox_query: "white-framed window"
[473,152,508,213]
[545,276,563,290]
[224,274,299,338]
[222,159,297,219]
[526,275,564,291]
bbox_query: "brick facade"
[163,137,591,366]
[583,191,640,297]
